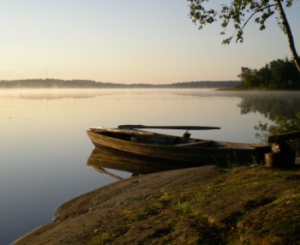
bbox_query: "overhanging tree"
[188,0,300,72]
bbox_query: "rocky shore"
[14,163,300,245]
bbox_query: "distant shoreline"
[0,79,240,89]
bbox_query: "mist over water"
[0,89,299,244]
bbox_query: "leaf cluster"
[188,0,296,44]
[255,112,300,143]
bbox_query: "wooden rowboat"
[87,125,271,167]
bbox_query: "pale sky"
[0,0,299,84]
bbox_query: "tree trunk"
[275,0,300,72]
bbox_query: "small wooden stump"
[266,131,300,168]
[265,143,296,169]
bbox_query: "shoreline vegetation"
[1,58,299,90]
[1,78,299,91]
[0,79,240,89]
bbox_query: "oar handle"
[118,124,221,130]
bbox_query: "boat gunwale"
[87,129,267,149]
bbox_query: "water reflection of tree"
[238,93,300,120]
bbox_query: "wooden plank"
[118,124,221,130]
[268,130,300,143]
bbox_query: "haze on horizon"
[0,1,299,84]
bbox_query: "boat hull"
[87,129,270,166]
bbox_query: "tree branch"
[222,3,277,44]
[239,4,276,32]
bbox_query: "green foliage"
[88,225,129,245]
[255,112,300,142]
[188,0,300,73]
[269,112,300,134]
[255,121,270,143]
[236,57,300,89]
[187,0,296,44]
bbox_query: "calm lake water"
[1,89,299,244]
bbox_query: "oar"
[118,124,221,130]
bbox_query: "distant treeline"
[0,79,240,89]
[236,57,300,90]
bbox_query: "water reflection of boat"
[87,126,271,167]
[87,146,197,177]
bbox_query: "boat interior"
[97,130,217,147]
